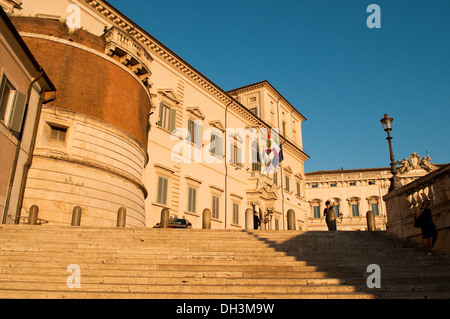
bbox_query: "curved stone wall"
[11,17,150,227]
[23,107,147,227]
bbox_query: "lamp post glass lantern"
[380,114,393,132]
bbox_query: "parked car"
[153,218,192,229]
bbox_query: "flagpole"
[275,97,286,230]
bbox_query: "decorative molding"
[186,107,206,120]
[157,89,181,104]
[209,120,225,132]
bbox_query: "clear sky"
[107,0,449,173]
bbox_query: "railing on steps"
[383,164,450,254]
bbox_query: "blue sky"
[107,0,449,172]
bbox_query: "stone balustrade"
[383,164,450,253]
[103,26,152,87]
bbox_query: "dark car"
[153,218,192,229]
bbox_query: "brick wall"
[11,17,150,148]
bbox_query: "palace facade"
[305,153,441,231]
[1,0,310,229]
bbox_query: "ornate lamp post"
[380,114,402,191]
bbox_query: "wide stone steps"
[1,225,449,299]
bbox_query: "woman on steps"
[416,199,438,255]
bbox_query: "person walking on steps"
[416,199,438,255]
[324,200,337,231]
[253,211,261,230]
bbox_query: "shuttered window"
[187,187,197,213]
[352,204,359,217]
[0,76,27,138]
[158,102,176,132]
[188,119,202,147]
[212,195,219,219]
[210,133,223,158]
[157,176,168,205]
[232,202,239,224]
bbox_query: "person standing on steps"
[253,211,261,230]
[324,200,337,231]
[416,199,438,255]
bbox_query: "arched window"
[310,199,322,219]
[331,198,341,217]
[348,197,361,217]
[367,196,380,216]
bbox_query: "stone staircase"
[0,225,449,299]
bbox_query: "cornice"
[228,80,307,122]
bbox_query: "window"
[50,125,67,142]
[0,75,27,136]
[348,197,360,217]
[313,206,321,219]
[232,202,239,224]
[311,184,318,189]
[285,175,290,192]
[368,180,376,185]
[251,140,261,172]
[188,119,202,147]
[334,203,340,216]
[371,203,379,216]
[368,196,380,216]
[352,204,359,217]
[273,170,278,185]
[249,107,258,116]
[282,121,286,136]
[210,132,223,158]
[158,102,176,132]
[187,187,197,213]
[330,183,337,187]
[0,77,16,126]
[296,181,301,197]
[156,176,168,205]
[349,182,356,186]
[212,195,220,219]
[229,138,242,166]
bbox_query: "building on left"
[0,5,55,224]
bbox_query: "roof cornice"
[228,80,307,122]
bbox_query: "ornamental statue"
[397,153,438,174]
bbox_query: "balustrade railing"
[383,164,449,253]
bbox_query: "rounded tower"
[11,16,152,227]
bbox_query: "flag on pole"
[279,142,284,163]
[271,141,284,169]
[266,130,272,154]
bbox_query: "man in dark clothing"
[324,200,337,231]
[254,211,261,230]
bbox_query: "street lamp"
[380,114,402,191]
